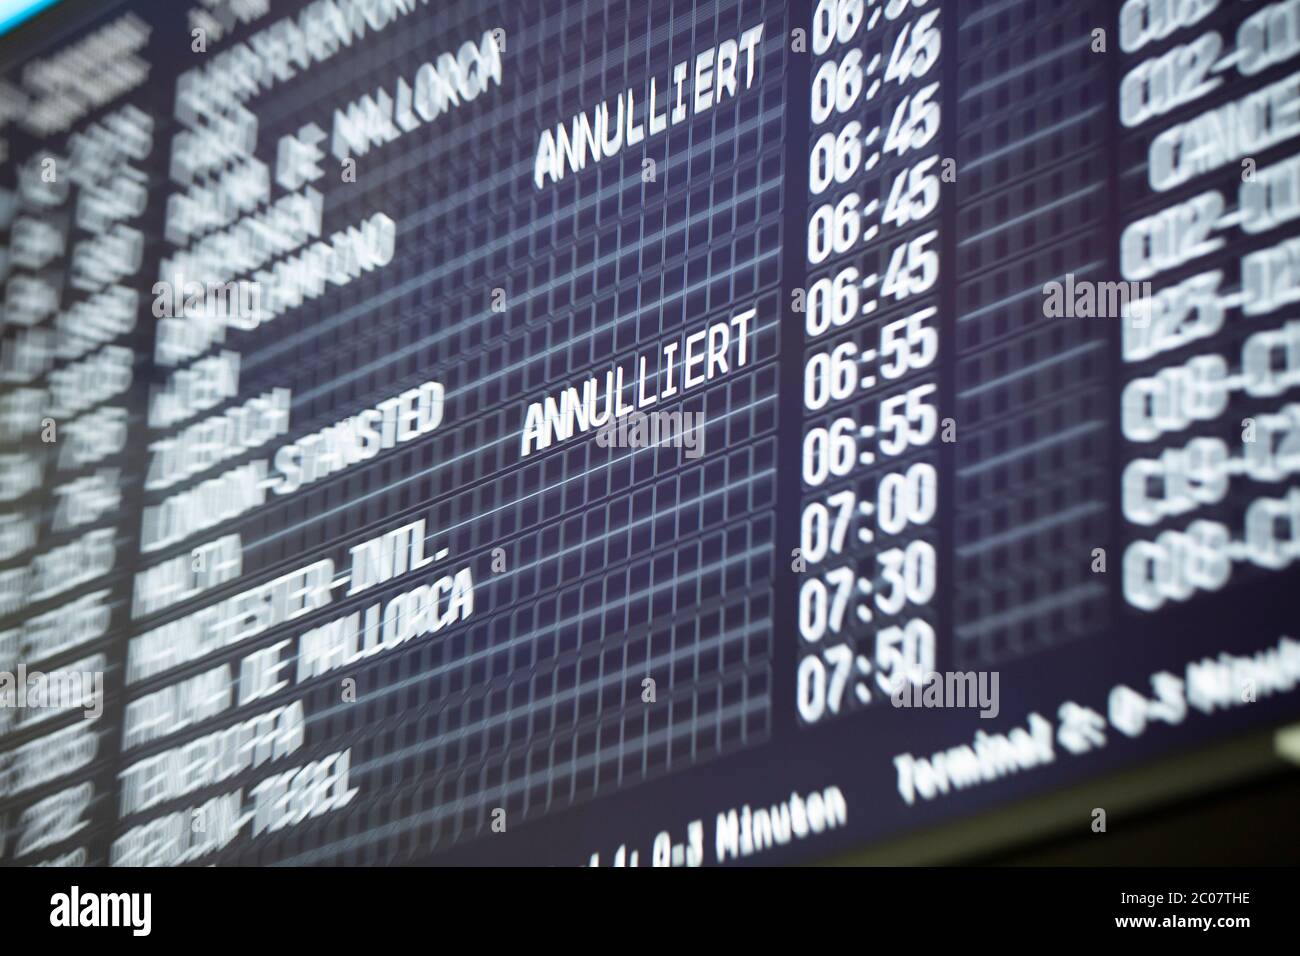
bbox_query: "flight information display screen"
[1,0,1299,867]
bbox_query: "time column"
[796,0,943,726]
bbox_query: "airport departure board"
[1,0,1299,867]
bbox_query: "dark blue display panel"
[0,0,1298,867]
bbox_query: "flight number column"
[1116,0,1300,613]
